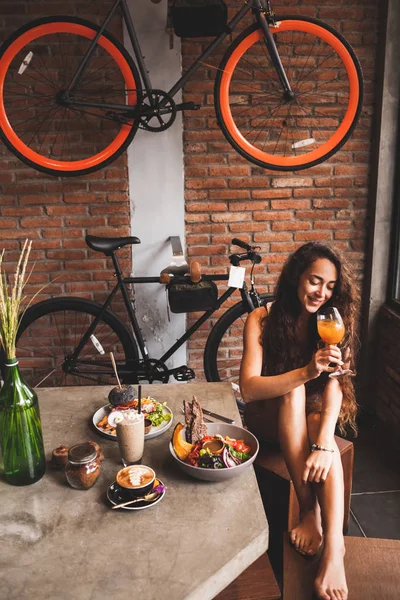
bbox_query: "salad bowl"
[169,422,259,482]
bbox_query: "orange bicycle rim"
[0,22,137,172]
[219,20,360,168]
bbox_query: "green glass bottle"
[0,359,46,485]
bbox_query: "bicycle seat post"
[110,251,125,284]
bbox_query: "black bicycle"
[0,0,363,176]
[2,235,272,390]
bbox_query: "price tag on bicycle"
[228,266,245,289]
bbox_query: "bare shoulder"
[246,306,267,331]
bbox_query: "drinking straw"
[109,352,122,390]
[138,384,142,414]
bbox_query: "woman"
[240,242,358,600]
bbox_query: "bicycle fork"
[254,1,294,101]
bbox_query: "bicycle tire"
[14,297,139,388]
[215,18,363,171]
[204,294,272,384]
[0,16,142,177]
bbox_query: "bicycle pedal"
[171,365,195,381]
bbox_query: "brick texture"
[183,0,381,379]
[0,0,382,387]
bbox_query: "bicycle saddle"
[85,234,141,255]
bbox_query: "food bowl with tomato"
[169,422,259,482]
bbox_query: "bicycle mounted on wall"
[0,0,363,177]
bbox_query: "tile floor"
[347,411,400,540]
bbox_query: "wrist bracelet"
[310,443,335,453]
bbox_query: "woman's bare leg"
[245,387,322,555]
[307,412,347,600]
[279,386,322,555]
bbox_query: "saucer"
[107,479,166,511]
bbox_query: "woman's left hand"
[302,449,334,483]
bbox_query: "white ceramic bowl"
[169,422,259,482]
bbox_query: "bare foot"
[314,541,347,600]
[290,510,323,556]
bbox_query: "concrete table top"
[0,382,269,600]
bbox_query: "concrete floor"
[348,412,400,540]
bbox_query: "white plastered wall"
[125,0,186,372]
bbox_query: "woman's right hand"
[306,345,344,379]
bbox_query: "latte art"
[116,465,154,489]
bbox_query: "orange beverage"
[317,320,345,345]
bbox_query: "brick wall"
[183,0,380,378]
[0,1,382,386]
[0,0,131,308]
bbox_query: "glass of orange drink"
[317,307,354,377]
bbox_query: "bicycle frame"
[66,0,293,116]
[70,250,257,378]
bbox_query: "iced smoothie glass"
[116,411,144,466]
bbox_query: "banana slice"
[107,410,125,428]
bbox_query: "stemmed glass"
[317,307,354,377]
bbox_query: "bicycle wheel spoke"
[282,103,293,156]
[5,98,56,122]
[35,47,61,91]
[25,105,63,149]
[229,95,288,123]
[57,33,74,89]
[296,77,346,98]
[15,66,58,93]
[296,51,338,87]
[5,88,55,102]
[233,56,282,97]
[295,34,320,87]
[230,83,283,102]
[11,103,56,131]
[47,107,68,158]
[294,99,330,143]
[248,99,287,148]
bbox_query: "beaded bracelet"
[310,443,335,453]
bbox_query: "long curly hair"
[261,242,359,434]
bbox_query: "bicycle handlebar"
[230,238,262,267]
[231,237,251,251]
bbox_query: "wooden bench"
[254,436,354,533]
[214,552,281,600]
[283,534,400,599]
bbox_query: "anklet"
[310,443,335,453]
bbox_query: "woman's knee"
[280,385,306,407]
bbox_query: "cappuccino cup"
[115,465,155,498]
